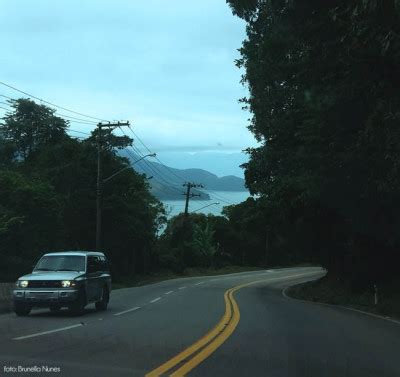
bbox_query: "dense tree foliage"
[0,99,165,281]
[156,213,234,272]
[227,0,400,286]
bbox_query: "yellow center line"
[145,271,321,377]
[145,288,234,377]
[170,286,241,376]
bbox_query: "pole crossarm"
[97,121,130,128]
[182,182,204,216]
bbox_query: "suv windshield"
[34,255,85,272]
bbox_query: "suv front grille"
[27,280,61,288]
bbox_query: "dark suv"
[13,251,111,316]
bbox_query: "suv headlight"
[61,280,76,288]
[16,280,29,288]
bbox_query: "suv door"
[86,256,102,302]
[100,255,111,292]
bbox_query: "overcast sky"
[0,0,255,177]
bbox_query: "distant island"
[120,150,246,200]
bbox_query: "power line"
[128,126,187,183]
[127,146,183,195]
[1,93,98,125]
[119,127,185,194]
[0,101,95,137]
[69,129,91,136]
[127,127,236,206]
[132,155,209,210]
[127,139,209,208]
[200,189,235,205]
[130,145,183,193]
[119,138,207,211]
[0,83,238,208]
[123,144,188,200]
[0,94,14,100]
[0,81,109,122]
[67,120,98,126]
[1,94,98,132]
[125,126,235,205]
[53,114,97,125]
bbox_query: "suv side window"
[100,256,110,272]
[87,256,100,273]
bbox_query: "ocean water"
[162,191,250,218]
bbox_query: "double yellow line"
[146,271,320,377]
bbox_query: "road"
[0,267,399,376]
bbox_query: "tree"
[0,170,63,280]
[192,222,216,267]
[227,0,400,285]
[1,98,68,160]
[0,98,165,280]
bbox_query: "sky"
[0,0,255,177]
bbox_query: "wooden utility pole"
[96,121,129,251]
[182,182,203,217]
[265,227,269,267]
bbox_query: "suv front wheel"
[95,286,109,311]
[68,288,86,316]
[14,302,31,316]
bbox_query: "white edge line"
[195,282,204,286]
[178,286,187,290]
[282,286,400,326]
[165,291,173,295]
[13,324,83,340]
[150,297,161,303]
[114,306,141,316]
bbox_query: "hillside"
[120,150,246,200]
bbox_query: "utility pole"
[96,121,130,251]
[182,182,204,217]
[265,227,269,267]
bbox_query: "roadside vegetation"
[0,100,299,286]
[0,99,165,282]
[286,275,400,319]
[225,0,400,311]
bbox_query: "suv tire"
[95,286,109,311]
[14,302,31,316]
[68,288,86,316]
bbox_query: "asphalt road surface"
[1,267,399,376]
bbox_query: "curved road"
[0,267,399,376]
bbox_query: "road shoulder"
[282,276,400,325]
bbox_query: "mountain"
[151,151,247,178]
[119,150,246,200]
[165,168,246,191]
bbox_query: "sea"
[162,191,250,219]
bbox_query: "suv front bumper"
[13,289,78,306]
